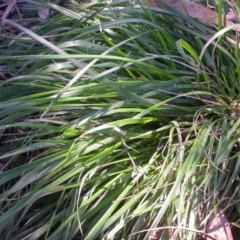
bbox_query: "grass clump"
[0,0,240,239]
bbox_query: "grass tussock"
[0,0,240,239]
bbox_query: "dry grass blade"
[1,0,16,20]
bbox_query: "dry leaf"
[148,0,240,46]
[36,5,49,19]
[35,0,50,20]
[37,8,49,19]
[148,0,218,26]
[206,208,233,240]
